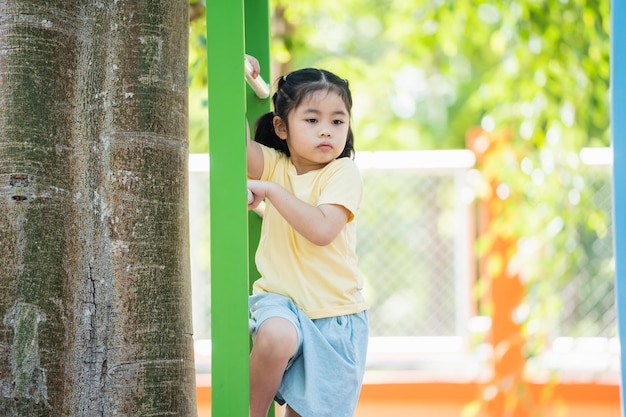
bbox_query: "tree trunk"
[0,1,196,416]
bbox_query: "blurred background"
[188,1,617,416]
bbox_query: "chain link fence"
[550,161,615,338]
[189,150,616,345]
[355,151,475,338]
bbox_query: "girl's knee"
[253,317,298,359]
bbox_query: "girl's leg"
[250,317,298,417]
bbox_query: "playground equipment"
[204,1,625,416]
[612,2,626,416]
[245,59,270,99]
[206,0,270,415]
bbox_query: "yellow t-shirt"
[252,145,368,319]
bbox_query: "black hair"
[253,68,355,159]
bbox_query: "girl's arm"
[247,179,350,246]
[244,54,264,179]
[246,121,264,179]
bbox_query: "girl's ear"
[273,116,288,140]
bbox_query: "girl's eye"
[306,118,318,123]
[333,120,345,125]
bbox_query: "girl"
[246,65,369,417]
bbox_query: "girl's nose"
[319,125,332,137]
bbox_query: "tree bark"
[0,1,196,416]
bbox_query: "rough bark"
[0,1,196,416]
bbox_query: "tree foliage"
[264,0,613,341]
[268,0,609,152]
[190,0,612,340]
[190,0,609,150]
[189,0,209,153]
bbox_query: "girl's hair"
[254,68,355,159]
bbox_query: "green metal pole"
[206,1,250,416]
[244,4,273,415]
[244,0,271,119]
[244,0,271,289]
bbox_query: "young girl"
[246,65,369,417]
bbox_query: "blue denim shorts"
[249,293,369,417]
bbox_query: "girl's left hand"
[245,54,260,79]
[246,179,269,210]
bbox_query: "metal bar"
[206,0,250,415]
[245,59,270,99]
[244,0,272,111]
[610,1,626,414]
[244,0,272,413]
[244,0,272,273]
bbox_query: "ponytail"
[254,112,290,155]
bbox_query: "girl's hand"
[246,179,350,246]
[245,54,260,79]
[247,180,270,210]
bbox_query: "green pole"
[206,1,250,416]
[244,1,272,414]
[244,0,271,289]
[244,0,271,119]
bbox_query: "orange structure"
[466,127,529,417]
[196,378,619,417]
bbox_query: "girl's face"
[273,90,350,175]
